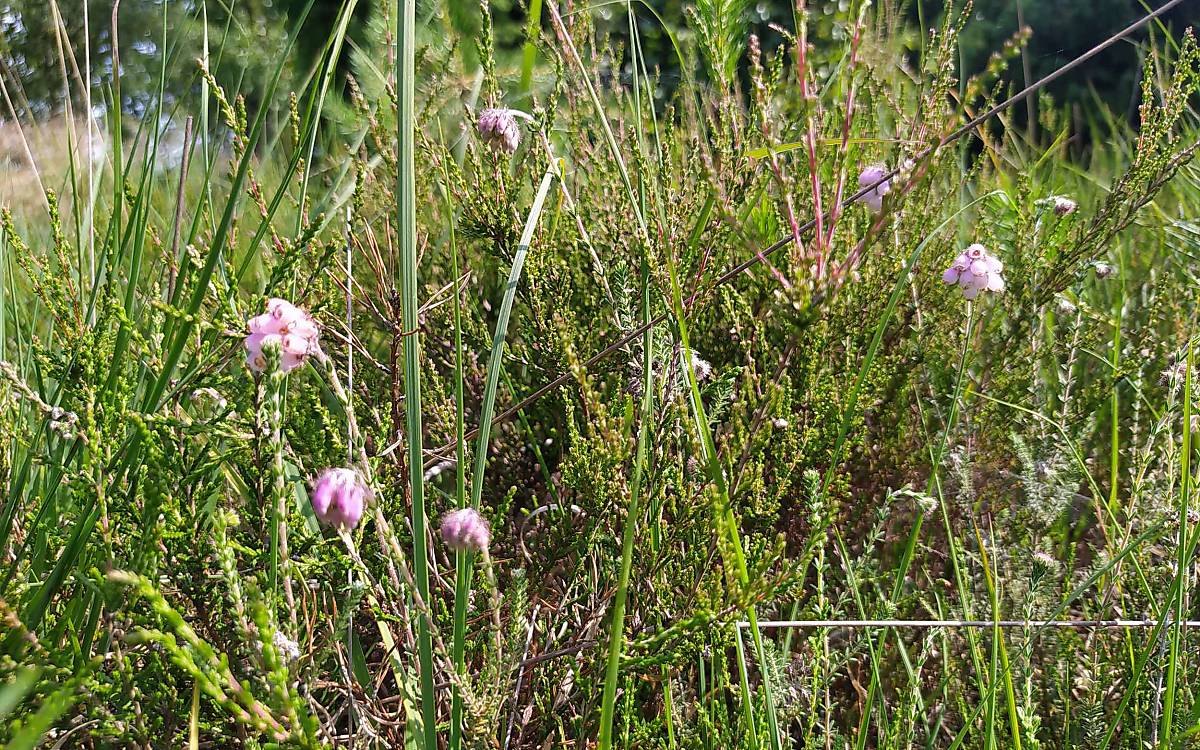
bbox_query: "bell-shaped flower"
[478,108,522,154]
[858,164,892,213]
[440,508,491,553]
[245,298,320,373]
[311,468,368,531]
[941,244,1005,300]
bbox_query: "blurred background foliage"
[3,0,1198,141]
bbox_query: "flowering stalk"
[821,4,869,254]
[314,350,488,724]
[796,0,827,275]
[314,350,468,708]
[259,341,297,633]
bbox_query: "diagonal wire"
[738,618,1200,629]
[427,0,1190,463]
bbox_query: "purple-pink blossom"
[311,468,368,531]
[478,108,521,154]
[858,164,892,213]
[440,508,491,553]
[941,244,1005,300]
[245,298,320,373]
[1054,197,1077,216]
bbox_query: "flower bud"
[478,108,522,154]
[440,508,491,553]
[1054,196,1077,216]
[311,468,368,531]
[857,164,892,213]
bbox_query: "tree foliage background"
[1,0,1197,136]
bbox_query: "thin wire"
[426,0,1190,463]
[740,619,1200,629]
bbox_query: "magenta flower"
[311,468,368,531]
[1054,197,1077,216]
[440,508,491,553]
[941,244,1005,300]
[478,108,522,154]
[858,164,892,213]
[245,298,320,373]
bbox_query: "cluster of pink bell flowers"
[243,297,489,553]
[243,149,1084,549]
[855,163,1082,302]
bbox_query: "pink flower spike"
[440,508,491,553]
[244,298,320,373]
[311,468,368,531]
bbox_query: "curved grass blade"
[450,168,556,748]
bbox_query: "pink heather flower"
[858,164,892,213]
[245,298,320,373]
[311,468,368,531]
[478,108,521,154]
[941,244,1005,300]
[1054,196,1077,216]
[440,508,491,553]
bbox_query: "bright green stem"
[518,0,544,97]
[661,233,782,750]
[976,523,1022,750]
[448,168,555,746]
[395,0,435,746]
[598,257,654,750]
[441,123,471,750]
[467,169,555,510]
[1108,293,1122,515]
[1161,341,1193,745]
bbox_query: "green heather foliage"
[2,0,1200,748]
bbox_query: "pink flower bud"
[311,468,368,531]
[941,244,1005,300]
[245,298,320,373]
[1053,197,1077,216]
[440,508,491,553]
[858,164,892,213]
[478,108,522,154]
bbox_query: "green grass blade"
[395,0,435,745]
